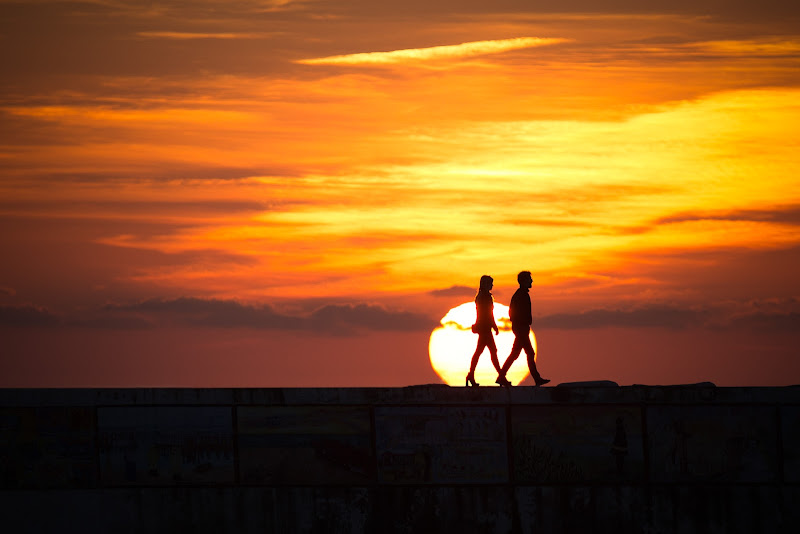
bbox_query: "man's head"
[517,270,532,289]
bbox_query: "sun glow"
[429,302,536,386]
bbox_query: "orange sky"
[1,1,799,387]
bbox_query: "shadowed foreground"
[1,383,798,533]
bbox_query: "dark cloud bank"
[536,305,799,332]
[2,298,798,334]
[428,285,475,298]
[109,298,439,334]
[0,298,436,335]
[0,305,59,327]
[536,306,705,330]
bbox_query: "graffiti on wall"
[648,405,778,483]
[237,406,374,484]
[0,407,96,488]
[512,405,644,483]
[97,406,234,485]
[375,406,507,483]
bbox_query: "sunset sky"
[1,0,799,387]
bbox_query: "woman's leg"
[469,337,488,375]
[486,336,501,373]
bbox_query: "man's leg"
[522,336,549,385]
[521,337,541,381]
[501,336,523,376]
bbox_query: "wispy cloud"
[696,39,800,56]
[296,37,570,66]
[136,31,271,40]
[657,205,800,225]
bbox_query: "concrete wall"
[1,383,798,533]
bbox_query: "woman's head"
[479,275,494,292]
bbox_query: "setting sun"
[429,302,536,386]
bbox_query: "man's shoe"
[496,375,512,387]
[534,378,551,387]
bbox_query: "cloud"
[23,166,297,183]
[0,305,59,327]
[68,314,156,330]
[296,37,570,66]
[504,218,593,228]
[694,39,800,56]
[309,304,433,332]
[6,297,797,334]
[107,297,300,329]
[536,302,800,333]
[536,306,705,330]
[0,199,270,217]
[657,205,800,226]
[719,298,800,332]
[429,285,475,298]
[136,32,271,40]
[728,312,800,332]
[0,287,16,297]
[105,297,434,334]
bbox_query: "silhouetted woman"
[466,275,501,387]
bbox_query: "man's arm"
[524,292,533,326]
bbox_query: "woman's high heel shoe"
[466,374,479,387]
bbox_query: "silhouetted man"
[496,271,550,387]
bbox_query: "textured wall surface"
[1,383,798,533]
